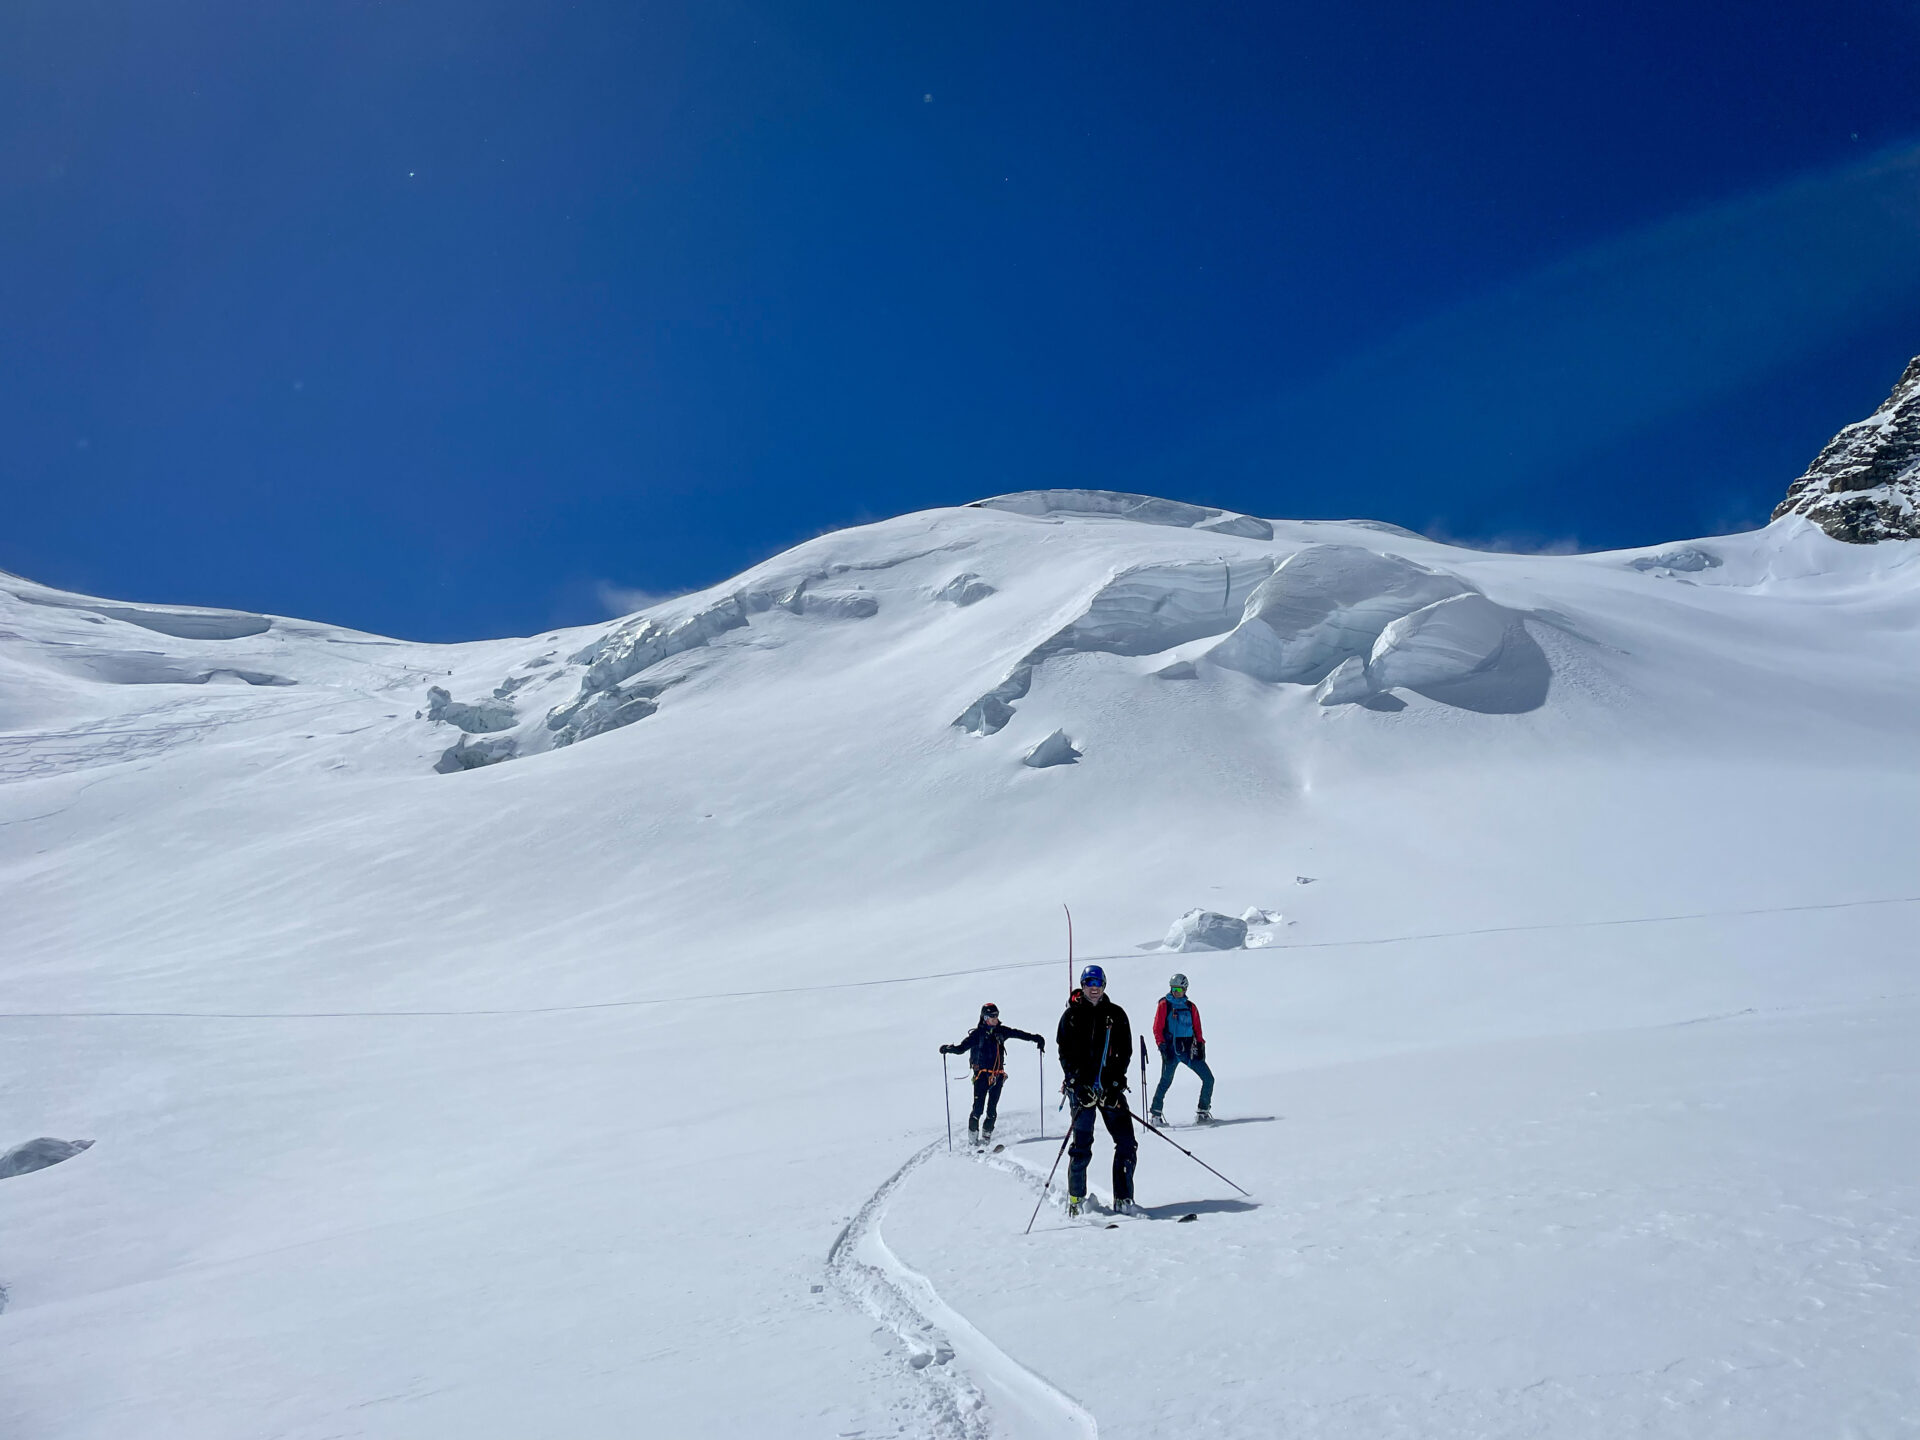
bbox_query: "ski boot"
[980,1124,995,1146]
[1194,1108,1215,1125]
[1113,1197,1140,1217]
[1148,1108,1165,1126]
[1066,1194,1086,1218]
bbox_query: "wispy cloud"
[1165,142,1920,517]
[1420,525,1583,555]
[594,581,687,618]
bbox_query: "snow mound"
[1367,593,1518,690]
[5,585,272,640]
[973,488,1273,540]
[58,652,295,687]
[0,1137,93,1179]
[954,558,1272,733]
[1021,729,1082,768]
[1163,909,1249,951]
[933,573,996,606]
[1207,545,1468,684]
[1370,595,1550,713]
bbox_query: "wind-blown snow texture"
[3,490,1919,1439]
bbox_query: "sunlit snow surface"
[2,503,1918,1439]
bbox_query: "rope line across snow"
[3,893,1917,1021]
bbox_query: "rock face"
[1773,356,1920,542]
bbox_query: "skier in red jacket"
[1148,972,1215,1125]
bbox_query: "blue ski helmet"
[1080,964,1106,988]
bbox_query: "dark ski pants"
[1067,1100,1137,1202]
[1152,1050,1215,1114]
[968,1071,1005,1133]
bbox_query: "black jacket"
[942,1023,1042,1074]
[1055,989,1132,1093]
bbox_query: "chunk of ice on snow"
[1208,545,1468,685]
[1366,593,1515,691]
[1314,655,1374,706]
[1022,729,1082,768]
[1163,909,1249,951]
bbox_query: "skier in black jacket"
[1055,965,1138,1216]
[940,1002,1044,1145]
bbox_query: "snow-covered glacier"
[3,474,1920,1439]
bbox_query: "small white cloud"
[594,581,685,618]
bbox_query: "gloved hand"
[939,1044,955,1055]
[1036,1038,1047,1054]
[1158,1041,1173,1061]
[1194,1040,1206,1062]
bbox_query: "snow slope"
[2,496,1918,1438]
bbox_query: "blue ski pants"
[1152,1046,1215,1113]
[1067,1099,1137,1202]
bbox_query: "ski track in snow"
[827,1140,1099,1440]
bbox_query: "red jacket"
[1152,996,1205,1048]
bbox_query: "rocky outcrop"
[1773,356,1920,542]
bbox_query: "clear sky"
[5,2,1920,640]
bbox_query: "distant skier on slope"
[940,1002,1044,1146]
[1148,972,1215,1126]
[1056,965,1138,1216]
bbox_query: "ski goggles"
[980,1004,1000,1018]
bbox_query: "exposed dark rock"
[1773,356,1920,542]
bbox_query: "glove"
[1195,1040,1206,1062]
[939,1044,954,1055]
[1158,1041,1173,1061]
[1037,1038,1047,1054]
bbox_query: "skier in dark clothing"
[1055,965,1138,1216]
[1149,972,1216,1125]
[940,1002,1044,1145]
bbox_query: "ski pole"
[1024,1129,1073,1235]
[942,1053,953,1152]
[1139,1036,1147,1104]
[1038,1048,1045,1140]
[1123,1101,1250,1196]
[1062,903,1074,996]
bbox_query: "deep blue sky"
[5,2,1920,640]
